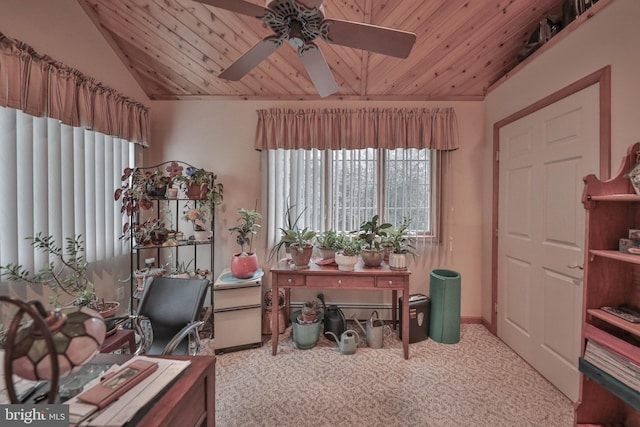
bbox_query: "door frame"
[488,66,611,335]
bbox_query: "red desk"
[99,328,136,353]
[270,259,411,359]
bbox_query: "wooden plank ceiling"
[77,0,564,100]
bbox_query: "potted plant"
[334,236,363,272]
[183,205,212,240]
[281,227,316,268]
[386,218,416,270]
[358,214,392,267]
[114,167,155,241]
[314,229,339,260]
[174,166,224,207]
[0,233,120,319]
[300,299,319,323]
[228,208,262,279]
[269,201,305,261]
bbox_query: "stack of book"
[583,340,640,391]
[579,324,640,410]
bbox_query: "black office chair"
[130,276,210,356]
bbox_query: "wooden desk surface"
[270,259,411,359]
[90,354,215,427]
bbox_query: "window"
[0,106,136,271]
[267,148,436,240]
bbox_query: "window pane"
[331,148,377,232]
[384,148,433,234]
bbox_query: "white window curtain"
[0,105,135,271]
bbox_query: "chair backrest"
[137,276,209,354]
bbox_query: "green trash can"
[429,269,461,344]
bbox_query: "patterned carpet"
[201,324,574,427]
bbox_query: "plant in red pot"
[228,208,262,279]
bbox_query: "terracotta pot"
[289,244,313,267]
[361,249,384,267]
[186,182,209,200]
[230,252,259,279]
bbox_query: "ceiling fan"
[194,0,417,97]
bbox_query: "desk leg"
[272,280,279,356]
[402,284,409,360]
[391,290,397,330]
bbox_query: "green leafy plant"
[269,201,306,260]
[174,166,224,207]
[335,236,363,256]
[386,217,417,257]
[358,214,392,250]
[229,208,262,254]
[314,229,339,250]
[0,233,116,311]
[281,228,317,252]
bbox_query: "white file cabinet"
[213,269,263,354]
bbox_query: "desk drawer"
[277,274,306,287]
[376,276,405,288]
[307,275,374,288]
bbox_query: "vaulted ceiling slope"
[77,0,565,100]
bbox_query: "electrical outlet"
[117,286,125,300]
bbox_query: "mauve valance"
[0,32,150,146]
[255,107,458,151]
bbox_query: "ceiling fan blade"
[193,0,269,18]
[220,37,281,81]
[299,44,338,98]
[322,19,416,58]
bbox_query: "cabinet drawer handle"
[287,278,293,284]
[388,280,393,285]
[338,279,342,285]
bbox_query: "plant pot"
[361,249,384,267]
[166,187,179,199]
[335,253,358,271]
[289,244,313,268]
[291,310,324,350]
[230,252,259,279]
[317,247,335,260]
[187,182,209,200]
[150,227,169,245]
[388,252,408,270]
[146,183,168,198]
[194,230,210,241]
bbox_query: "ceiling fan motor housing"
[264,0,325,44]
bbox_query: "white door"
[497,84,599,401]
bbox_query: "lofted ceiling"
[77,0,567,101]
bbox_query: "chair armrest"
[109,315,150,355]
[162,321,204,355]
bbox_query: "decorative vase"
[388,252,408,270]
[335,253,358,271]
[289,245,313,268]
[361,249,384,267]
[230,252,259,279]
